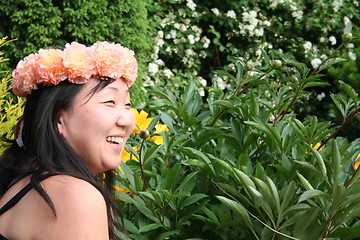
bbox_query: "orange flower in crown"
[12,41,138,97]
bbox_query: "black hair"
[0,78,123,240]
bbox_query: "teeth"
[106,136,124,144]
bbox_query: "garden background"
[1,0,360,239]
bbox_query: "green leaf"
[177,171,198,193]
[339,80,359,107]
[309,147,327,178]
[179,193,207,209]
[280,181,296,213]
[233,168,256,188]
[297,172,314,190]
[331,139,342,185]
[122,218,139,233]
[298,189,326,203]
[216,196,253,228]
[138,223,163,233]
[144,144,163,163]
[180,147,216,175]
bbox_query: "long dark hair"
[0,79,123,240]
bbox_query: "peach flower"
[12,53,39,97]
[37,49,66,85]
[63,42,96,84]
[11,41,138,97]
[91,41,124,80]
[119,45,138,85]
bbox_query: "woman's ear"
[57,110,65,136]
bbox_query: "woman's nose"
[116,109,135,131]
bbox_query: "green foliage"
[144,0,360,139]
[0,0,152,106]
[0,37,24,153]
[116,30,360,239]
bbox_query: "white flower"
[316,92,325,101]
[292,10,303,20]
[226,10,237,19]
[185,49,195,56]
[179,24,188,32]
[148,63,159,75]
[157,31,164,38]
[156,38,164,47]
[320,37,326,42]
[188,34,195,44]
[201,36,210,48]
[254,28,264,37]
[199,87,205,97]
[349,51,357,61]
[332,0,343,13]
[178,9,186,18]
[197,76,207,86]
[263,20,271,26]
[155,59,165,66]
[186,0,196,10]
[165,47,172,54]
[242,11,258,26]
[329,36,337,45]
[347,43,354,49]
[311,58,322,69]
[303,41,312,53]
[163,69,174,78]
[170,30,177,39]
[211,8,220,16]
[343,16,350,25]
[199,50,207,58]
[269,0,285,8]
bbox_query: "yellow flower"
[311,142,324,151]
[131,108,169,145]
[121,146,139,163]
[118,146,139,173]
[112,185,133,201]
[132,108,153,134]
[150,123,169,145]
[353,153,360,171]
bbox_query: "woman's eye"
[125,103,132,107]
[105,100,115,104]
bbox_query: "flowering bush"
[144,0,359,134]
[115,27,360,239]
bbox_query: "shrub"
[0,37,24,153]
[115,28,360,239]
[0,0,152,106]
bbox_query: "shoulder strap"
[0,172,57,215]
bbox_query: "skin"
[57,78,135,175]
[0,78,135,239]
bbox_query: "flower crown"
[12,41,138,97]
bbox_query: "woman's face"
[57,78,135,174]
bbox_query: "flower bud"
[272,60,282,69]
[140,129,150,139]
[342,32,353,43]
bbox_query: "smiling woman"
[0,41,138,240]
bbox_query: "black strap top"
[0,172,57,240]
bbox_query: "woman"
[0,41,137,239]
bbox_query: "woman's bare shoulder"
[34,175,109,239]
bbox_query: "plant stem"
[308,43,344,78]
[209,68,274,127]
[318,107,360,150]
[274,42,345,126]
[139,139,149,189]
